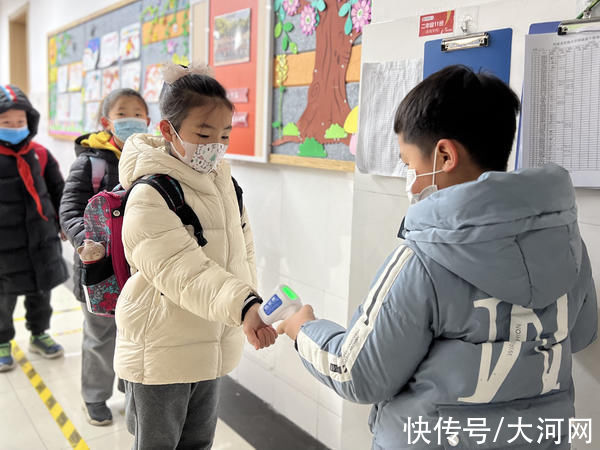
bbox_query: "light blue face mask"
[0,126,29,145]
[111,118,148,143]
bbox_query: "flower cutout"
[283,0,300,16]
[351,0,372,34]
[300,5,317,36]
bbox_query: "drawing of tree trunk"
[272,0,370,154]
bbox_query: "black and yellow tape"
[12,342,89,450]
[14,306,82,323]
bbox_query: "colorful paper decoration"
[68,62,83,91]
[85,102,100,131]
[99,32,119,68]
[70,92,83,122]
[57,65,69,93]
[143,64,163,103]
[83,38,100,71]
[271,0,371,160]
[121,61,141,90]
[84,70,102,102]
[226,88,249,103]
[120,23,141,61]
[56,94,70,122]
[102,67,120,98]
[232,111,249,127]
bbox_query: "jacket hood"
[404,163,582,308]
[119,133,231,190]
[75,131,121,159]
[0,84,40,149]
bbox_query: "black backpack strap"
[127,175,208,247]
[231,176,246,229]
[231,177,244,217]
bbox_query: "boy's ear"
[436,139,459,173]
[100,117,111,130]
[159,120,175,142]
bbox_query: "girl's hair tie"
[161,62,214,85]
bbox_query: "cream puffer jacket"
[114,134,257,385]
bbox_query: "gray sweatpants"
[81,306,116,403]
[124,378,220,450]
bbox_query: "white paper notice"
[70,92,83,122]
[522,32,600,188]
[357,59,423,177]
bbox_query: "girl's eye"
[197,134,210,138]
[222,136,230,140]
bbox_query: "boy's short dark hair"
[393,65,520,172]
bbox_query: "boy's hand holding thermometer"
[260,285,317,341]
[259,285,303,325]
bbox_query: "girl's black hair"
[98,88,149,126]
[159,71,233,132]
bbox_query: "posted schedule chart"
[522,32,600,187]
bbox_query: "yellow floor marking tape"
[53,328,83,337]
[14,306,82,322]
[11,342,89,450]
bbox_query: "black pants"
[124,378,220,450]
[0,291,52,343]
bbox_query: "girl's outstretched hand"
[243,303,278,350]
[277,305,316,341]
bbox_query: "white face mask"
[170,124,227,173]
[405,150,443,205]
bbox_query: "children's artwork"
[57,65,69,93]
[143,64,163,103]
[85,102,100,131]
[84,70,102,102]
[99,32,119,68]
[102,67,120,98]
[121,61,141,90]
[68,62,84,91]
[83,38,100,71]
[120,23,141,61]
[70,92,83,122]
[213,8,251,66]
[270,0,371,166]
[57,94,70,122]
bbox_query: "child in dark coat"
[0,84,67,372]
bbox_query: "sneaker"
[0,343,16,372]
[82,401,113,426]
[29,333,64,359]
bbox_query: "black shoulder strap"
[231,176,244,217]
[129,175,208,247]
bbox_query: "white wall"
[347,0,600,448]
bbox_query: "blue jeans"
[124,378,221,450]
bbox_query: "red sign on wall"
[419,11,455,37]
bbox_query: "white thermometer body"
[259,285,302,325]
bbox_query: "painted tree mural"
[272,0,372,158]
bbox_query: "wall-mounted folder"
[423,28,513,84]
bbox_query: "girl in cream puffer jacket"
[115,64,277,449]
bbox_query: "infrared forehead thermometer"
[258,285,302,325]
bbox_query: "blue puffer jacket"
[296,164,597,449]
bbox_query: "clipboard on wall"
[423,28,513,84]
[514,21,560,170]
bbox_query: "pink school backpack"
[81,175,206,316]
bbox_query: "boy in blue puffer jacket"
[278,65,597,449]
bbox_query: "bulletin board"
[201,0,272,163]
[268,0,371,172]
[47,0,192,140]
